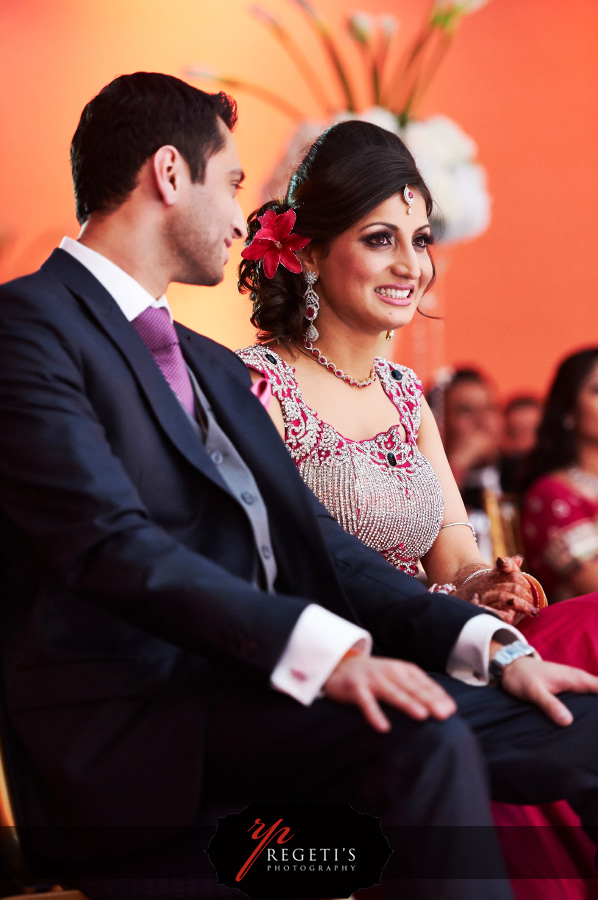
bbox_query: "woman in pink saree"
[237,120,598,898]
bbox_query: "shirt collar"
[59,236,171,322]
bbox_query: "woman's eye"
[414,233,433,251]
[365,232,393,247]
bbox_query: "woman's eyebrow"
[359,221,432,233]
[359,221,398,232]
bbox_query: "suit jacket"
[0,249,481,831]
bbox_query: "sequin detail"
[237,346,444,575]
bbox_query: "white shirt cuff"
[270,604,372,705]
[447,614,538,685]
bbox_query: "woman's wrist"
[460,568,494,587]
[453,565,494,589]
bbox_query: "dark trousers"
[200,672,598,900]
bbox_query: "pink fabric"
[493,594,598,898]
[521,474,598,602]
[132,307,195,416]
[250,376,272,410]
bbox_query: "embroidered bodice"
[236,345,444,575]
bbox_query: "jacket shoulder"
[176,324,252,385]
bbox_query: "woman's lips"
[375,285,413,306]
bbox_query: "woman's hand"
[456,555,538,625]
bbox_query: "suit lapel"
[42,250,230,493]
[42,250,354,613]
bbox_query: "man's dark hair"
[71,72,238,224]
[504,395,541,417]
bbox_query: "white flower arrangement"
[189,0,493,244]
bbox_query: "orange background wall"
[1,0,597,402]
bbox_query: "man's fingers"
[530,687,574,727]
[324,657,457,731]
[382,668,457,720]
[355,686,392,733]
[501,658,598,725]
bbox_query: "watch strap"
[489,640,537,685]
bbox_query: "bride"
[236,119,598,898]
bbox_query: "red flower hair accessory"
[241,209,310,279]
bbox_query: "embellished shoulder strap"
[235,345,301,405]
[236,344,323,460]
[376,359,423,442]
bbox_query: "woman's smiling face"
[309,189,434,337]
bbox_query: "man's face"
[168,120,247,287]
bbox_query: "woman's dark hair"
[71,72,237,224]
[520,347,598,491]
[238,120,437,343]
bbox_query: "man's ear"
[152,145,184,207]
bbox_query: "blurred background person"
[428,367,503,559]
[500,395,542,494]
[441,367,503,502]
[521,347,598,603]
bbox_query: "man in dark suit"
[1,72,598,900]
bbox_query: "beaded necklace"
[304,340,377,388]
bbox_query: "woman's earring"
[303,271,320,342]
[385,330,395,341]
[564,416,574,431]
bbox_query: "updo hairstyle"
[238,120,436,344]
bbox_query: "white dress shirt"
[59,236,531,706]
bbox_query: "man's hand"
[501,656,598,726]
[323,655,456,733]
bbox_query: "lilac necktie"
[132,307,195,416]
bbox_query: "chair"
[0,708,88,898]
[482,489,524,560]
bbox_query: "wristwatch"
[489,640,537,685]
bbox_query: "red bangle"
[522,573,548,609]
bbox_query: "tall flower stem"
[289,0,356,112]
[250,5,335,114]
[381,21,433,114]
[402,27,455,121]
[373,25,394,107]
[186,70,305,121]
